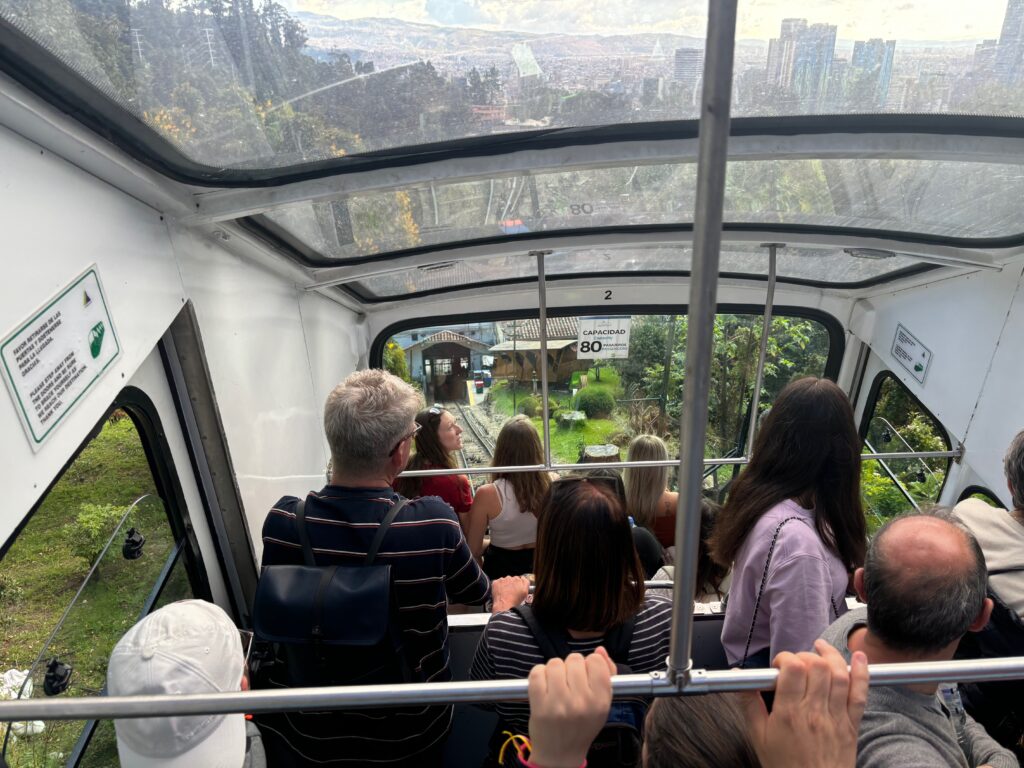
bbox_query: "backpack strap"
[514,604,636,665]
[513,604,573,660]
[365,498,408,566]
[294,498,316,567]
[602,616,636,667]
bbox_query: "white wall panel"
[851,265,1024,442]
[0,126,186,549]
[956,267,1024,497]
[169,227,362,554]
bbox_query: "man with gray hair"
[261,369,527,766]
[953,429,1024,616]
[820,511,1016,768]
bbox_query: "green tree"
[383,341,410,382]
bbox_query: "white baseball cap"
[107,600,246,768]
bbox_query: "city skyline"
[291,0,1007,42]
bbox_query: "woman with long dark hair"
[709,377,866,668]
[470,478,673,754]
[466,415,552,578]
[393,405,473,524]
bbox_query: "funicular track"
[445,401,495,465]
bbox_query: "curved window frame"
[859,370,954,504]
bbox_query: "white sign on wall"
[1,267,120,450]
[577,316,631,359]
[891,323,932,385]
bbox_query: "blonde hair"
[623,434,670,529]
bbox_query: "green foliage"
[68,503,130,569]
[637,314,829,455]
[578,387,615,418]
[518,395,540,417]
[383,341,411,382]
[0,417,179,767]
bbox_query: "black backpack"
[251,498,416,765]
[509,604,644,768]
[956,588,1024,760]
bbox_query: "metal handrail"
[393,450,962,478]
[4,658,1024,721]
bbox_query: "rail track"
[445,401,495,465]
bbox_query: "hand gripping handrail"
[2,658,1024,721]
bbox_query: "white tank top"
[488,479,538,549]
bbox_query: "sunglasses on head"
[427,405,444,417]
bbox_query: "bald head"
[864,511,988,654]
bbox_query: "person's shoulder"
[637,594,675,622]
[953,496,1009,527]
[401,495,460,524]
[483,608,530,639]
[263,495,301,531]
[819,605,866,652]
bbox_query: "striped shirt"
[261,485,490,763]
[469,595,674,733]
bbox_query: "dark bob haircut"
[532,478,645,632]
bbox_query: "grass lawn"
[488,368,626,464]
[0,415,184,767]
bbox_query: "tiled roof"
[405,330,490,351]
[500,317,578,341]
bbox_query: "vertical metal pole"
[534,251,553,466]
[669,0,738,684]
[659,315,677,421]
[512,319,518,413]
[746,244,781,456]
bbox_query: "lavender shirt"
[721,499,849,666]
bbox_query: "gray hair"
[1004,430,1024,510]
[864,508,987,654]
[324,369,422,476]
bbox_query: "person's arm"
[766,553,838,656]
[467,483,500,561]
[741,640,868,768]
[442,506,491,606]
[260,499,303,567]
[962,713,1018,768]
[456,474,475,515]
[490,576,530,613]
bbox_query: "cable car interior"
[1,0,1024,764]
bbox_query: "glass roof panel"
[349,243,926,299]
[262,157,1024,261]
[3,1,1022,171]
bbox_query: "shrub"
[69,503,131,568]
[578,388,615,418]
[518,395,540,417]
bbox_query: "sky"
[285,0,1009,41]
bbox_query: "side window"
[861,373,952,531]
[0,407,197,767]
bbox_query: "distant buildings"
[764,18,898,112]
[765,18,836,110]
[673,47,703,87]
[850,38,896,110]
[995,0,1024,82]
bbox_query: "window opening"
[861,372,952,532]
[957,485,1007,509]
[0,408,196,767]
[381,310,835,491]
